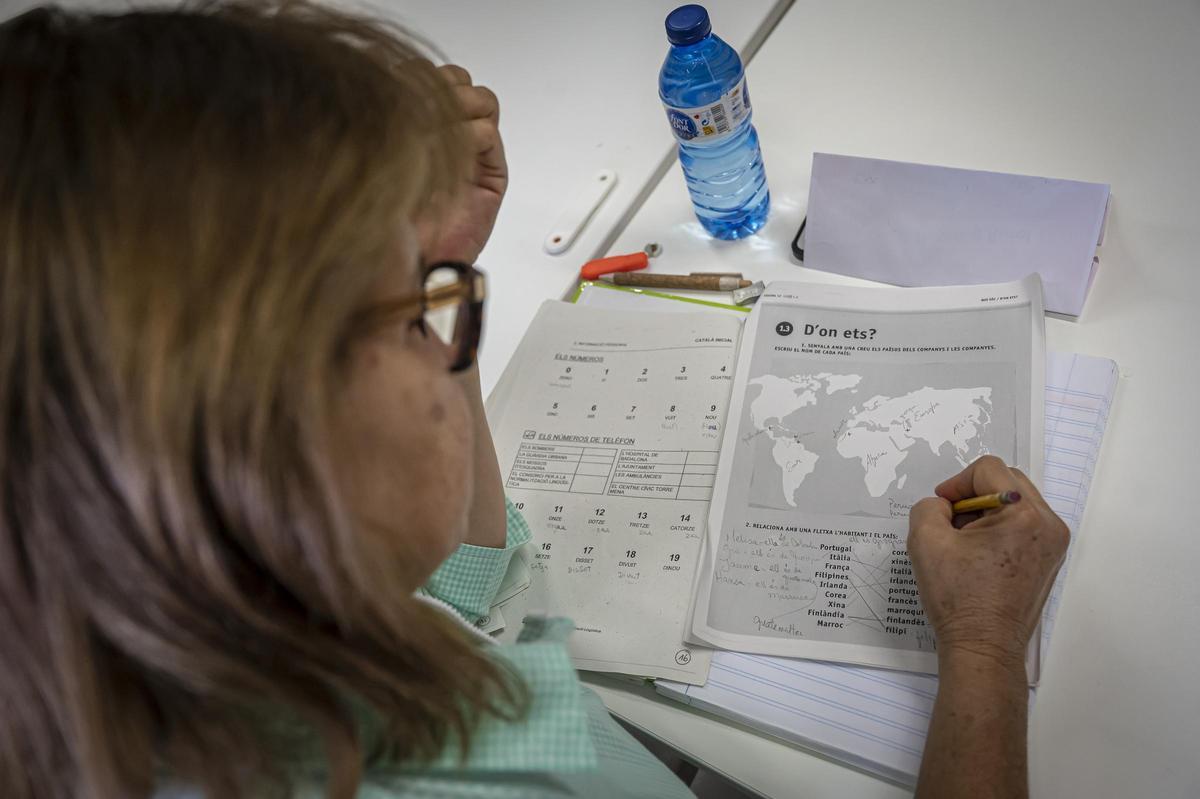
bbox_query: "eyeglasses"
[355,261,486,372]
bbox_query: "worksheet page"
[491,301,742,683]
[689,277,1045,674]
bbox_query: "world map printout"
[745,362,1014,519]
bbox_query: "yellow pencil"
[951,490,1021,515]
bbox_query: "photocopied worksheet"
[688,276,1045,675]
[489,301,742,683]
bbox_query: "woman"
[0,3,1069,799]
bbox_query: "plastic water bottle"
[659,4,770,240]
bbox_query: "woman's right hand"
[419,64,506,267]
[908,455,1070,670]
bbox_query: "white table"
[379,0,791,394]
[594,1,1200,797]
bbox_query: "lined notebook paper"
[656,351,1118,786]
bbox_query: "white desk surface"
[380,0,792,395]
[595,1,1200,797]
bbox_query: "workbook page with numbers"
[490,301,742,683]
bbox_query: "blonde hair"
[0,3,523,798]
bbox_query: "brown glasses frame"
[356,261,486,372]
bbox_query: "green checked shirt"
[156,501,694,799]
[389,499,695,798]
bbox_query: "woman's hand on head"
[420,64,507,266]
[907,455,1070,672]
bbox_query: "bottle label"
[663,76,752,143]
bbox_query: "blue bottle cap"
[665,4,711,46]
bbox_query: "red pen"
[579,243,661,281]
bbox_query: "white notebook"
[655,351,1118,786]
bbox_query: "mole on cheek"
[430,401,446,422]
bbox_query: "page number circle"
[776,321,793,336]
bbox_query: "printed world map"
[745,369,1002,516]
